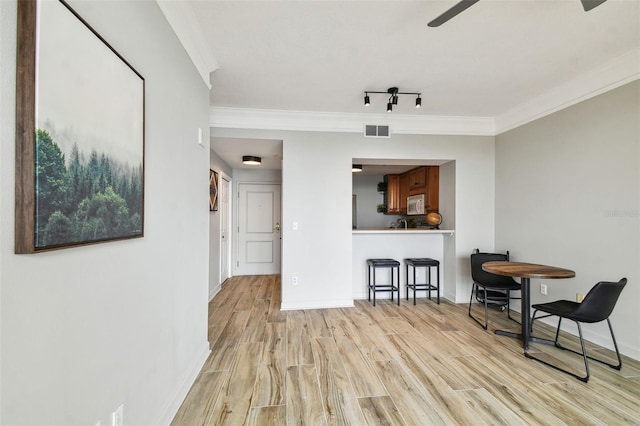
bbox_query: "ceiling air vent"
[364,124,390,138]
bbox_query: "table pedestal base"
[494,329,556,349]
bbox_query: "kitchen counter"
[353,228,454,235]
[352,230,454,301]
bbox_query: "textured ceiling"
[191,0,639,117]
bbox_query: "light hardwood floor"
[172,275,640,425]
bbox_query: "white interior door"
[219,175,231,284]
[237,183,281,275]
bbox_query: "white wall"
[352,173,404,229]
[211,127,496,309]
[495,80,640,359]
[209,149,232,299]
[1,1,211,424]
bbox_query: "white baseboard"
[209,283,221,302]
[280,299,354,310]
[156,342,211,426]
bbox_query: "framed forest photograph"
[15,0,145,253]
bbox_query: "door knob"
[274,222,280,231]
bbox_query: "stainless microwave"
[407,194,425,215]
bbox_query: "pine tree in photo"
[35,129,69,246]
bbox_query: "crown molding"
[209,107,496,136]
[157,0,218,89]
[495,48,640,135]
[209,51,638,137]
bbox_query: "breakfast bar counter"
[352,229,454,301]
[353,228,454,234]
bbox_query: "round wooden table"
[482,261,575,350]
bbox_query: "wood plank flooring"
[172,275,640,425]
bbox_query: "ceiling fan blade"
[428,0,480,27]
[580,0,607,12]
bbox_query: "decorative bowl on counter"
[426,212,442,228]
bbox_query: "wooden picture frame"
[210,170,219,212]
[15,0,145,253]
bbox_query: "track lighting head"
[363,86,422,112]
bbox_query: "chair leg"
[468,283,489,330]
[506,290,517,323]
[576,322,590,381]
[606,318,623,370]
[468,282,475,316]
[372,267,376,306]
[413,265,417,305]
[436,264,440,305]
[483,291,489,329]
[405,264,409,301]
[367,265,371,302]
[556,318,623,371]
[526,315,624,383]
[396,266,400,306]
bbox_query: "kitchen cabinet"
[383,166,438,215]
[404,166,439,211]
[408,167,427,192]
[399,172,409,214]
[385,174,401,214]
[426,166,439,212]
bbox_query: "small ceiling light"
[242,155,261,165]
[362,86,422,112]
[352,164,363,172]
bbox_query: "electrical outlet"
[540,283,547,295]
[112,404,123,426]
[576,293,584,303]
[292,276,298,286]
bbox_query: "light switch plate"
[197,128,204,147]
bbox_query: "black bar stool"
[404,258,440,305]
[367,258,400,306]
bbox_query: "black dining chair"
[468,249,521,329]
[527,278,627,382]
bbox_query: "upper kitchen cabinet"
[385,174,402,214]
[382,166,439,215]
[406,166,439,212]
[426,166,439,212]
[408,167,427,194]
[399,172,409,214]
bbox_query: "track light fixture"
[352,164,363,172]
[364,87,422,112]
